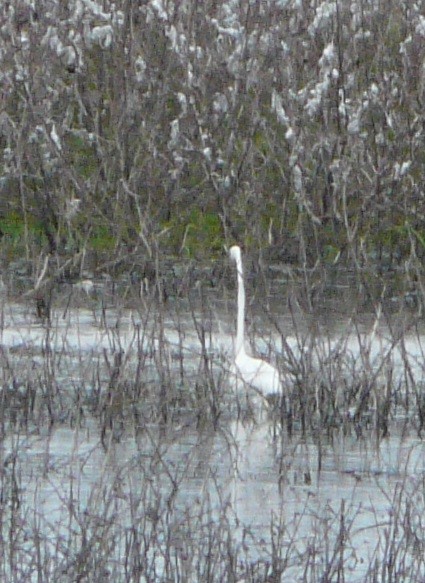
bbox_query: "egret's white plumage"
[229,246,281,397]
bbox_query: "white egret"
[229,245,281,397]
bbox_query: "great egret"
[229,245,281,397]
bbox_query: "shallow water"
[1,299,425,580]
[3,421,424,581]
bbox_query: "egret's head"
[229,245,241,263]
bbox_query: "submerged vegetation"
[0,290,425,581]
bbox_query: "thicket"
[1,0,425,282]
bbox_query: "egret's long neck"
[235,257,245,356]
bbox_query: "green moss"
[64,134,98,179]
[89,225,116,251]
[163,210,223,257]
[0,212,46,242]
[0,212,26,240]
[387,128,396,142]
[0,212,49,260]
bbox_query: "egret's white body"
[229,246,281,397]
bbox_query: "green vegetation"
[89,225,116,252]
[0,213,46,250]
[64,134,98,179]
[0,0,423,279]
[0,213,27,241]
[163,209,223,258]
